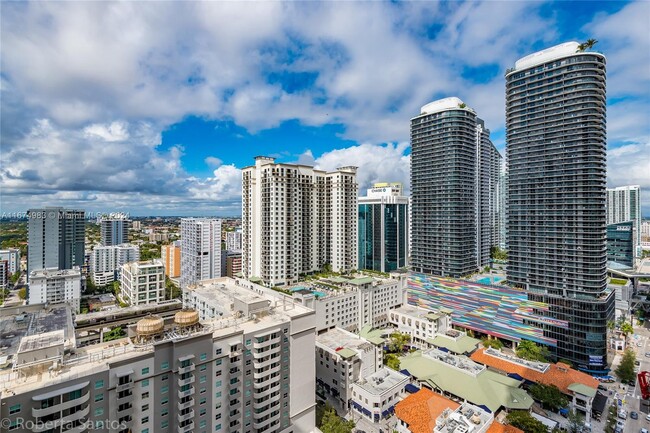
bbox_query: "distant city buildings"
[506,42,613,372]
[497,170,507,250]
[98,213,131,246]
[607,221,635,268]
[225,250,242,278]
[242,156,358,286]
[226,228,242,252]
[358,182,409,273]
[642,220,650,250]
[90,243,140,286]
[161,240,181,278]
[27,207,85,276]
[180,218,222,289]
[607,185,642,259]
[0,248,20,274]
[120,259,165,305]
[410,97,501,277]
[28,267,82,311]
[0,260,8,289]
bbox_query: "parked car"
[632,411,639,419]
[617,420,626,428]
[619,411,628,420]
[646,413,650,421]
[641,428,648,433]
[645,352,650,358]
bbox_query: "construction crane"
[638,371,650,400]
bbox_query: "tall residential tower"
[410,97,501,277]
[607,185,642,260]
[242,156,358,286]
[180,218,222,288]
[506,42,613,372]
[99,213,131,246]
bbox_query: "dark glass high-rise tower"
[411,97,501,277]
[506,42,614,372]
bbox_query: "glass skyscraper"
[410,97,501,277]
[506,42,614,372]
[358,183,409,272]
[607,221,634,268]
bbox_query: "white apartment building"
[389,305,450,348]
[607,185,642,257]
[90,244,140,286]
[226,229,243,252]
[290,273,408,333]
[0,286,317,433]
[0,260,8,289]
[28,267,82,311]
[242,156,358,287]
[0,248,20,274]
[120,259,165,305]
[316,327,381,410]
[350,368,409,424]
[180,218,222,289]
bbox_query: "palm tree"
[577,38,598,52]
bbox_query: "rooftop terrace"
[353,368,408,395]
[316,327,374,357]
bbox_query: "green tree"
[566,409,585,433]
[165,276,181,299]
[384,353,400,370]
[516,340,550,362]
[490,246,508,261]
[482,338,504,350]
[388,332,411,353]
[10,271,21,284]
[529,383,569,411]
[103,326,126,342]
[615,348,636,383]
[577,38,598,52]
[18,287,27,300]
[620,322,634,336]
[506,411,547,433]
[320,408,355,433]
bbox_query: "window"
[142,429,149,433]
[215,424,222,431]
[161,408,168,416]
[142,379,149,387]
[94,393,104,402]
[142,416,149,424]
[161,385,168,393]
[216,380,222,387]
[161,420,169,429]
[200,353,207,361]
[9,404,20,415]
[200,420,207,428]
[200,375,207,383]
[95,380,104,389]
[94,408,104,416]
[142,404,149,411]
[162,374,169,381]
[215,359,222,366]
[200,397,207,405]
[216,348,222,356]
[200,365,207,371]
[142,367,150,375]
[161,361,169,370]
[142,392,149,399]
[162,397,168,405]
[200,408,207,416]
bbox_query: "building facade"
[0,260,8,289]
[226,251,242,278]
[388,305,450,348]
[358,183,409,273]
[161,241,181,278]
[226,229,243,252]
[607,185,642,259]
[90,244,140,286]
[27,207,85,276]
[180,218,222,289]
[410,98,501,277]
[120,259,165,306]
[506,42,613,372]
[607,221,635,268]
[0,286,317,433]
[28,267,82,311]
[350,368,409,425]
[99,214,131,246]
[0,248,21,274]
[242,156,358,286]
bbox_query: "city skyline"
[1,1,649,216]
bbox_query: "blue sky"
[1,1,648,216]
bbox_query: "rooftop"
[29,267,81,278]
[470,348,598,396]
[186,277,269,315]
[392,304,446,321]
[433,402,493,433]
[353,368,408,395]
[400,350,533,412]
[409,273,567,346]
[395,388,460,433]
[18,330,65,353]
[316,327,374,357]
[288,272,399,300]
[359,325,390,345]
[426,332,480,355]
[419,97,471,116]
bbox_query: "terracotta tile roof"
[394,388,459,433]
[470,348,599,395]
[487,422,524,433]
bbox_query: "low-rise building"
[120,259,165,306]
[316,327,381,410]
[399,349,534,413]
[290,272,408,333]
[183,277,271,321]
[350,367,409,424]
[28,267,82,312]
[389,305,450,347]
[470,348,599,420]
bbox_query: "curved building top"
[511,41,604,74]
[419,97,470,115]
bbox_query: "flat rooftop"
[288,272,398,300]
[0,304,74,362]
[186,278,268,308]
[434,403,493,433]
[408,273,568,346]
[29,267,81,278]
[316,327,374,356]
[353,368,408,395]
[18,330,65,353]
[392,304,444,321]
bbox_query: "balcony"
[178,398,194,411]
[252,411,281,430]
[178,386,195,399]
[117,403,133,415]
[178,375,195,387]
[116,381,134,392]
[60,405,90,425]
[177,409,195,423]
[253,335,281,350]
[32,392,90,417]
[178,364,195,374]
[177,420,195,433]
[254,383,281,399]
[254,375,279,389]
[253,345,280,359]
[254,364,280,380]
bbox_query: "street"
[618,322,650,433]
